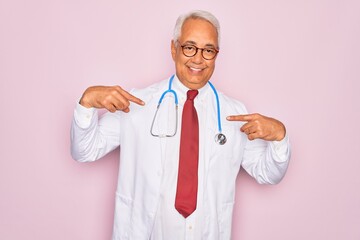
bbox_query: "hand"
[79,85,145,113]
[226,113,286,141]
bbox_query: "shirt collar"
[172,74,211,103]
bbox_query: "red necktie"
[175,90,199,218]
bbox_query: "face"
[171,18,219,90]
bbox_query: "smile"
[189,67,205,72]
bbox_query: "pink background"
[1,0,359,239]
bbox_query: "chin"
[187,78,208,88]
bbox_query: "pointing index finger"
[120,89,145,106]
[226,114,254,122]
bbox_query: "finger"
[106,101,129,113]
[247,132,259,141]
[104,103,117,113]
[109,87,144,112]
[118,88,145,106]
[242,125,258,135]
[122,107,130,113]
[240,121,255,133]
[226,114,256,122]
[113,96,131,111]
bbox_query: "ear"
[171,40,176,61]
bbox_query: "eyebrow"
[183,40,218,49]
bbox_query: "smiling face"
[171,18,219,90]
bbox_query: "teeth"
[190,67,202,72]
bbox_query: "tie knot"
[187,90,198,101]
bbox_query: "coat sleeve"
[241,134,291,184]
[70,103,121,162]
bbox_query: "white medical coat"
[71,75,291,240]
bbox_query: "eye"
[204,48,216,54]
[183,45,196,51]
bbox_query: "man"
[71,10,290,240]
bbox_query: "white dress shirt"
[150,78,213,240]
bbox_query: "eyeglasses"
[179,43,219,60]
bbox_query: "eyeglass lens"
[181,45,218,60]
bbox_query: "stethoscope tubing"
[151,74,226,142]
[208,81,222,134]
[158,75,178,105]
[162,74,223,135]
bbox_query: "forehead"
[179,18,218,47]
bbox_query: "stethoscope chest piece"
[215,133,227,145]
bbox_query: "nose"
[192,49,204,64]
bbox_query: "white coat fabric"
[71,75,291,240]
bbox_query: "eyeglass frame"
[177,41,219,60]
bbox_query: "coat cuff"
[73,102,96,129]
[270,134,290,163]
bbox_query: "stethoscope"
[150,75,227,145]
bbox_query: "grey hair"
[173,10,221,47]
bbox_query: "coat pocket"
[218,202,235,240]
[112,193,134,240]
